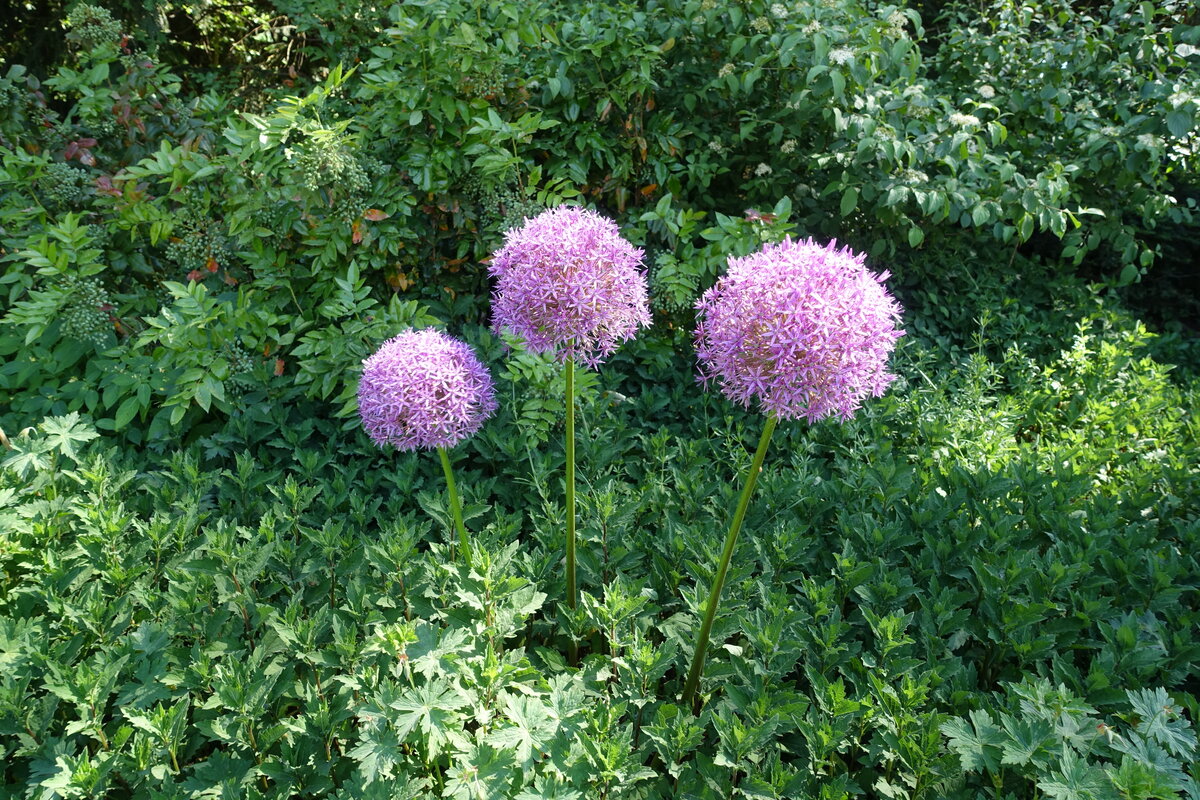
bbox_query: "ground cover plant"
[2,0,1199,798]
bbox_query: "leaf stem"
[438,447,470,564]
[681,414,778,712]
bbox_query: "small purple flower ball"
[358,329,498,451]
[694,237,905,422]
[489,205,651,367]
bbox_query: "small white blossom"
[1169,91,1193,108]
[771,4,789,18]
[780,138,797,154]
[754,162,773,176]
[949,112,981,127]
[708,139,724,153]
[829,47,853,65]
[978,84,996,100]
[802,20,820,34]
[1137,133,1161,149]
[718,63,736,78]
[750,16,771,33]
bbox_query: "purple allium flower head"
[489,205,651,367]
[358,329,498,451]
[694,237,904,422]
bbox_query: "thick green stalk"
[438,447,470,564]
[681,414,779,711]
[565,356,577,610]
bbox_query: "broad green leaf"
[1128,688,1198,759]
[1165,110,1192,138]
[390,679,467,759]
[38,413,99,462]
[840,187,858,217]
[941,710,1005,773]
[486,695,558,769]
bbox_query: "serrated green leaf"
[486,695,558,769]
[941,710,1005,773]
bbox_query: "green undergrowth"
[2,263,1198,799]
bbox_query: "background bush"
[2,0,1197,440]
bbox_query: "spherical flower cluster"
[489,206,651,367]
[949,112,981,127]
[358,329,497,451]
[978,84,996,100]
[694,238,904,422]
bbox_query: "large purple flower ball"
[694,237,904,422]
[489,205,651,367]
[358,329,498,451]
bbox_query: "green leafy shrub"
[943,681,1198,799]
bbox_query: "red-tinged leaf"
[187,269,204,282]
[363,208,390,221]
[223,273,238,286]
[274,358,285,377]
[78,138,97,148]
[206,258,218,272]
[80,150,96,167]
[640,184,658,196]
[351,220,363,244]
[95,175,120,196]
[64,141,79,160]
[744,209,777,223]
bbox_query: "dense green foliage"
[3,261,1198,798]
[1,0,1198,798]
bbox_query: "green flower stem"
[565,356,578,665]
[681,414,779,712]
[565,356,577,609]
[437,447,470,564]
